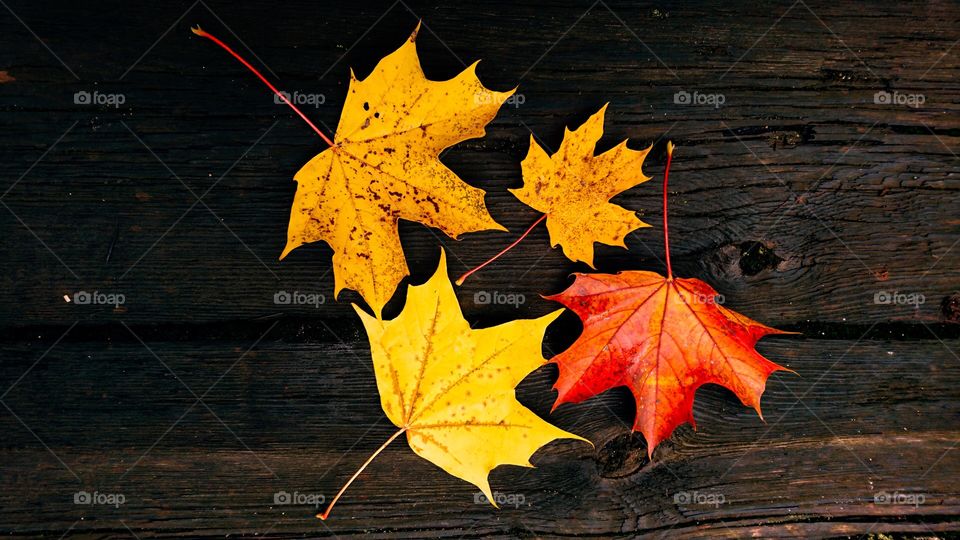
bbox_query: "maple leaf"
[547,142,795,456]
[318,250,586,519]
[194,23,513,317]
[511,104,652,267]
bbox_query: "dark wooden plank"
[0,0,957,326]
[1,0,959,538]
[0,336,958,538]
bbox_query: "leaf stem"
[192,26,336,147]
[455,214,547,286]
[663,141,675,280]
[317,427,407,520]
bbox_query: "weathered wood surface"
[0,0,958,537]
[1,339,958,538]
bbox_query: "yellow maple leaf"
[319,250,586,519]
[510,104,652,267]
[279,24,511,317]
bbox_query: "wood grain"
[0,0,958,537]
[0,338,958,538]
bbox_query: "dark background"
[1,0,958,538]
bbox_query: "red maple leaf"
[547,142,796,456]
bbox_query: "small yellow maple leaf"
[280,24,511,317]
[510,104,652,267]
[344,250,586,510]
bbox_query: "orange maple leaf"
[547,142,796,456]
